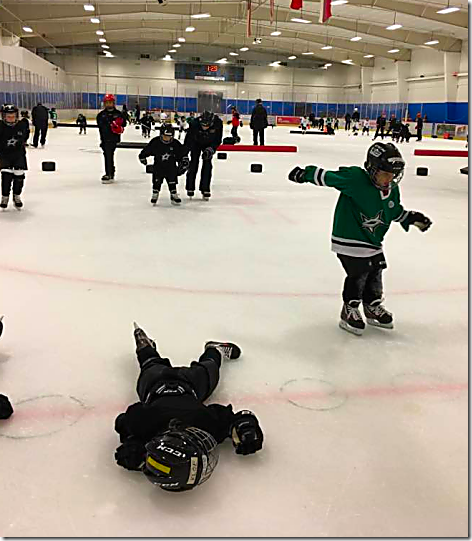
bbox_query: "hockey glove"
[404,211,432,232]
[111,117,124,135]
[0,315,3,338]
[177,156,190,176]
[115,438,146,471]
[202,147,215,161]
[288,166,307,184]
[230,410,263,455]
[139,157,147,166]
[0,394,13,420]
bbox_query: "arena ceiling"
[0,0,468,67]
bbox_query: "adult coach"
[250,99,268,146]
[31,102,49,148]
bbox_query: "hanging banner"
[247,0,252,37]
[290,0,303,9]
[270,0,275,22]
[319,0,332,23]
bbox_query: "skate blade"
[171,200,181,206]
[339,320,364,336]
[366,318,394,329]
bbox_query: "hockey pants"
[337,253,387,305]
[1,171,25,197]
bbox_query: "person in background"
[187,112,196,128]
[415,113,423,141]
[135,102,141,123]
[76,113,87,135]
[31,101,49,148]
[231,106,240,141]
[334,117,339,130]
[352,108,360,125]
[344,112,351,131]
[250,99,268,146]
[0,316,13,420]
[309,112,316,129]
[300,115,308,134]
[140,111,155,139]
[373,113,386,140]
[399,123,411,143]
[96,93,127,183]
[161,110,168,123]
[362,118,370,136]
[49,107,58,128]
[122,104,130,123]
[318,116,324,132]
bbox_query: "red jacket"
[232,112,240,127]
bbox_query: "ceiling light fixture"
[229,52,239,56]
[437,5,460,13]
[269,61,281,66]
[331,0,349,5]
[172,43,181,47]
[191,13,211,18]
[321,45,333,50]
[342,59,354,64]
[101,44,109,49]
[185,26,196,32]
[302,51,314,55]
[178,37,186,42]
[364,54,374,58]
[291,18,311,23]
[23,26,33,32]
[424,39,439,45]
[217,58,227,63]
[325,63,332,66]
[386,23,402,30]
[163,54,173,61]
[96,30,104,35]
[240,46,249,51]
[350,36,362,41]
[168,49,177,52]
[288,55,297,60]
[83,4,95,11]
[99,38,106,42]
[90,17,100,23]
[270,30,282,36]
[388,48,400,53]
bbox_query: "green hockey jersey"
[303,165,410,257]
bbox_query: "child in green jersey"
[288,142,432,336]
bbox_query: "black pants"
[152,173,177,193]
[142,126,151,138]
[345,121,351,131]
[400,133,410,143]
[136,345,222,404]
[79,126,86,134]
[337,253,387,304]
[373,126,385,139]
[392,130,401,142]
[362,127,369,135]
[252,128,265,145]
[186,148,213,194]
[231,125,239,139]
[100,141,117,177]
[52,121,57,128]
[33,123,48,147]
[1,171,25,197]
[417,129,422,141]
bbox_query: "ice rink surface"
[0,122,468,537]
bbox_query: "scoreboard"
[175,63,244,82]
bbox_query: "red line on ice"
[0,263,467,299]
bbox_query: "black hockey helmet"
[364,142,405,190]
[1,104,19,125]
[199,110,214,128]
[159,123,175,144]
[143,425,219,492]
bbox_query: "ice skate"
[133,322,156,351]
[205,341,241,361]
[202,192,211,201]
[170,191,181,205]
[0,196,8,209]
[150,190,159,205]
[363,300,394,329]
[339,300,365,336]
[13,194,23,209]
[187,190,194,199]
[101,174,114,184]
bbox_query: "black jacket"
[344,113,351,122]
[352,111,360,122]
[376,116,387,127]
[416,117,424,129]
[32,104,49,126]
[76,114,87,126]
[139,137,189,175]
[96,108,127,143]
[184,115,223,151]
[250,104,268,130]
[140,114,155,129]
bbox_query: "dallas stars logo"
[6,137,18,146]
[361,210,386,233]
[161,153,171,161]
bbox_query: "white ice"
[0,122,467,537]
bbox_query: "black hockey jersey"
[96,108,127,143]
[139,137,188,175]
[0,118,30,158]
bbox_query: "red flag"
[290,0,303,9]
[319,0,332,23]
[247,0,252,37]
